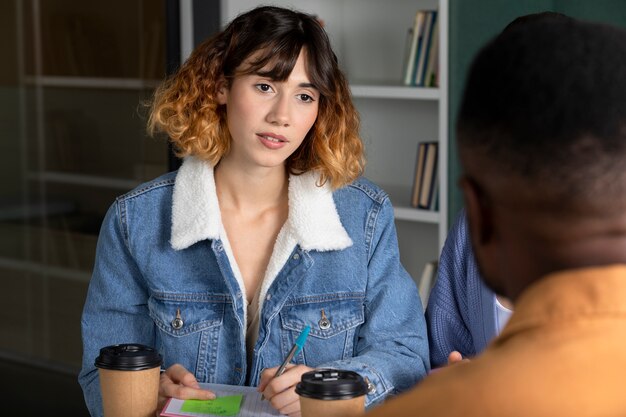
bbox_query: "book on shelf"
[403,11,427,86]
[401,26,415,83]
[418,260,438,309]
[410,142,427,208]
[410,142,438,210]
[428,165,440,211]
[414,11,437,86]
[403,10,439,87]
[423,15,440,87]
[418,142,438,209]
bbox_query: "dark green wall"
[447,0,626,227]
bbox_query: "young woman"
[79,6,428,417]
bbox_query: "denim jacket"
[79,156,429,416]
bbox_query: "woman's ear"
[216,77,228,105]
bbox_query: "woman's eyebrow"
[299,82,318,90]
[253,71,318,90]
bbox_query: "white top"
[495,296,513,334]
[246,289,262,369]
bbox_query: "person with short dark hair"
[426,210,512,368]
[78,6,428,417]
[425,12,572,370]
[368,14,626,416]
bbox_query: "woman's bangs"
[243,39,303,80]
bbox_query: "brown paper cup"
[300,395,365,417]
[296,370,368,417]
[95,344,163,417]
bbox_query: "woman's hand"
[157,364,216,416]
[258,364,314,417]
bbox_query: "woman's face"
[217,48,319,171]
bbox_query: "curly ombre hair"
[148,6,364,189]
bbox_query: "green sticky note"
[181,395,243,416]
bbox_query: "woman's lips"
[257,133,288,149]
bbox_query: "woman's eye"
[298,94,314,103]
[255,83,273,92]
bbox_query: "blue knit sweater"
[425,211,500,368]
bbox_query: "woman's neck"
[214,159,289,213]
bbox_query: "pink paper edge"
[160,397,180,417]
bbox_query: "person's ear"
[216,77,228,105]
[460,174,509,299]
[459,175,494,246]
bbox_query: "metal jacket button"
[318,309,331,330]
[364,377,376,394]
[171,308,184,330]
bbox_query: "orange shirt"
[367,265,626,417]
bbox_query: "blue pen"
[262,325,311,400]
[274,325,311,378]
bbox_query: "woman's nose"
[266,94,290,127]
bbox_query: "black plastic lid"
[95,344,162,371]
[295,369,368,400]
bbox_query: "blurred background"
[0,1,218,414]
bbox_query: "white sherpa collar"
[170,156,221,250]
[170,155,353,252]
[170,155,353,327]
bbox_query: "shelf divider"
[350,83,440,100]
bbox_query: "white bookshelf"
[350,84,440,100]
[222,0,449,282]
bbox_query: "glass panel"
[1,0,166,380]
[23,0,166,79]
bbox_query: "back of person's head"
[501,10,570,32]
[149,6,364,188]
[457,14,626,299]
[457,15,626,211]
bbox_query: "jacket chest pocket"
[148,293,227,381]
[280,295,365,366]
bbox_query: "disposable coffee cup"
[95,343,163,417]
[296,369,368,417]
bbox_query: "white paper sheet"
[161,382,284,417]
